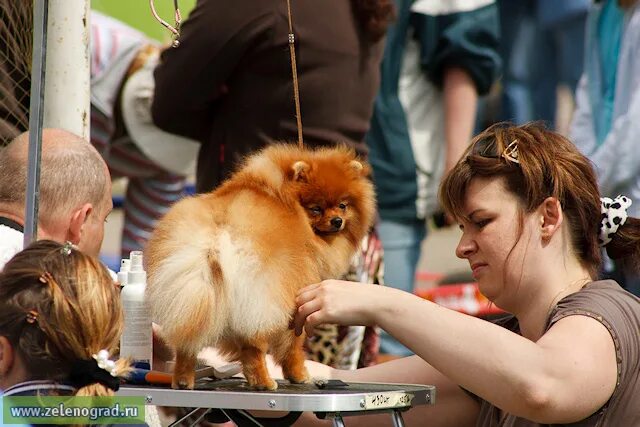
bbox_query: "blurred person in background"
[570,0,640,296]
[152,0,393,194]
[366,0,501,356]
[498,0,589,129]
[90,11,198,260]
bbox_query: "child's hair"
[0,240,128,396]
[440,122,640,278]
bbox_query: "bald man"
[0,128,113,269]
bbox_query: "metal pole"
[24,0,49,246]
[42,0,91,139]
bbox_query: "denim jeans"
[377,218,427,356]
[499,0,587,127]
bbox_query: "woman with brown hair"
[0,240,128,398]
[293,123,640,426]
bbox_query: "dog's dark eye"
[309,206,323,215]
[338,203,347,210]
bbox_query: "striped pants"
[91,113,189,258]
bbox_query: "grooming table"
[118,378,435,427]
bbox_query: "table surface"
[118,378,436,413]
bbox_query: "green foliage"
[91,0,196,42]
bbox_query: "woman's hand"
[293,280,389,337]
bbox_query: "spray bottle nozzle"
[130,251,144,271]
[118,259,131,286]
[120,258,131,272]
[128,251,146,285]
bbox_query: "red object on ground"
[415,282,504,317]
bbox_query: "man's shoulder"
[0,225,24,271]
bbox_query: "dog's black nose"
[330,217,343,229]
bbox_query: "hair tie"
[25,310,39,324]
[60,241,75,256]
[599,195,632,246]
[68,350,120,391]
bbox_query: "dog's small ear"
[349,160,370,177]
[292,161,310,182]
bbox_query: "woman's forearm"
[373,289,549,418]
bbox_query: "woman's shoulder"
[554,280,640,317]
[549,281,640,425]
[550,279,640,368]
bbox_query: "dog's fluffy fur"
[145,144,376,390]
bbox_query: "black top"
[0,216,24,232]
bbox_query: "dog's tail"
[146,230,226,355]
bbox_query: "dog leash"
[286,0,305,148]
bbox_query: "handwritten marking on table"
[364,392,413,410]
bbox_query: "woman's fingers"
[295,282,322,306]
[294,297,323,336]
[294,280,383,337]
[304,311,325,337]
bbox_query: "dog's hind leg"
[274,331,310,384]
[239,344,277,390]
[172,349,197,389]
[168,255,223,390]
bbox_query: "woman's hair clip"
[502,139,520,164]
[61,241,74,256]
[26,310,39,324]
[39,271,53,284]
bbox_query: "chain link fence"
[0,1,33,146]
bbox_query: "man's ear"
[67,203,93,245]
[0,336,15,376]
[540,197,563,241]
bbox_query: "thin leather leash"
[286,0,304,148]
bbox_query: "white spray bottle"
[120,251,153,369]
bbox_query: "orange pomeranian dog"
[144,144,376,390]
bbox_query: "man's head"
[0,129,112,255]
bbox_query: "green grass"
[91,0,196,42]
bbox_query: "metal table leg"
[331,413,346,427]
[391,410,405,427]
[188,408,210,427]
[168,407,207,427]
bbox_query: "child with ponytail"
[0,240,128,398]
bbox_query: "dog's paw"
[248,378,278,391]
[284,366,310,384]
[286,372,310,384]
[172,375,195,390]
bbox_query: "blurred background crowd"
[1,0,639,360]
